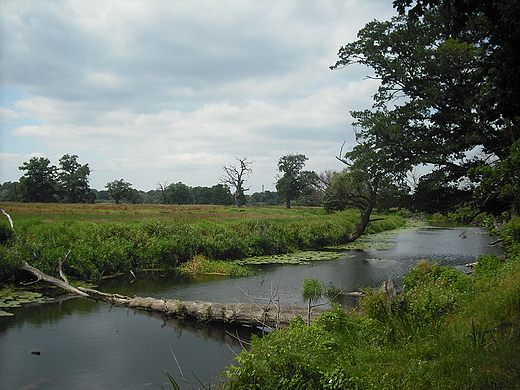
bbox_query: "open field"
[0,202,329,224]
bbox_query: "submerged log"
[108,296,326,328]
[21,258,326,328]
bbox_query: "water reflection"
[0,225,503,390]
[0,298,247,390]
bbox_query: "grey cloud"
[0,0,396,190]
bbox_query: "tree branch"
[21,261,90,297]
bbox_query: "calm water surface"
[0,226,502,390]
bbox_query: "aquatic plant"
[177,255,253,277]
[0,290,48,316]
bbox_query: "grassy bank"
[0,203,406,285]
[224,217,520,389]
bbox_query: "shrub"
[177,254,253,277]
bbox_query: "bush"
[0,223,15,245]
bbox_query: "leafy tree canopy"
[18,157,58,203]
[105,179,134,204]
[275,153,318,209]
[58,154,93,203]
[332,0,520,214]
[166,182,193,205]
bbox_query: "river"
[0,225,502,390]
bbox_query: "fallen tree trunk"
[107,296,326,328]
[21,259,326,328]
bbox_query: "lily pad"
[237,250,346,265]
[0,309,14,317]
[0,289,50,316]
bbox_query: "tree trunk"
[20,261,326,328]
[348,203,374,241]
[108,296,326,328]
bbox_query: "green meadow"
[0,202,406,285]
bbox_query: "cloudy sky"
[0,0,396,193]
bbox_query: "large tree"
[105,179,133,204]
[58,154,92,203]
[331,0,520,214]
[275,153,318,209]
[221,157,253,207]
[18,157,57,203]
[166,182,193,205]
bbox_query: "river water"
[0,225,502,390]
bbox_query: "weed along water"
[0,225,502,390]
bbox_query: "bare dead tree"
[221,157,253,207]
[157,181,169,204]
[318,169,336,187]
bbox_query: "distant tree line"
[1,153,355,208]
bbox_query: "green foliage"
[302,278,323,302]
[18,157,58,203]
[105,179,134,204]
[275,153,320,209]
[0,211,405,284]
[502,217,520,257]
[231,219,290,256]
[225,257,520,390]
[302,278,340,302]
[17,155,93,204]
[332,0,520,215]
[58,154,93,203]
[166,182,194,205]
[0,223,15,245]
[225,307,358,390]
[177,255,253,277]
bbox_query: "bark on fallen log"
[107,296,326,328]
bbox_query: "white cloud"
[0,107,20,123]
[0,0,396,191]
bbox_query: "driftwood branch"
[21,261,90,297]
[58,250,71,285]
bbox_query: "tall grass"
[0,207,405,285]
[224,217,520,390]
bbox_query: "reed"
[0,204,405,285]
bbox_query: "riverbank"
[224,217,520,389]
[0,203,406,288]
